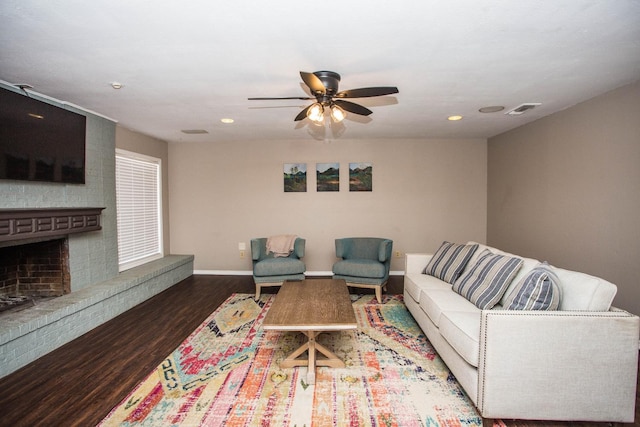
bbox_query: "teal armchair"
[251,237,306,299]
[332,237,393,303]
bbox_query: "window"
[115,149,163,271]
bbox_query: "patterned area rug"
[98,294,485,426]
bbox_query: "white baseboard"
[193,270,405,276]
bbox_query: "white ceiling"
[1,0,639,144]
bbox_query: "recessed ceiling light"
[181,129,209,134]
[447,115,463,121]
[479,106,505,113]
[220,118,234,124]
[110,82,123,89]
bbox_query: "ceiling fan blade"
[333,99,373,116]
[300,71,326,94]
[335,87,399,98]
[248,96,314,100]
[294,104,313,121]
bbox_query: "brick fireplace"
[0,239,70,309]
[0,207,103,312]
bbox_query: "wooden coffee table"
[262,278,357,384]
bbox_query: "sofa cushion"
[253,257,305,277]
[453,250,523,309]
[503,262,561,310]
[418,289,479,327]
[553,267,617,311]
[404,272,452,302]
[333,259,386,278]
[423,241,478,284]
[439,311,481,367]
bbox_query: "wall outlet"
[239,250,245,258]
[394,250,402,258]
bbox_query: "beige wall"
[115,126,171,255]
[488,81,640,316]
[168,138,487,273]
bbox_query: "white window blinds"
[115,149,163,271]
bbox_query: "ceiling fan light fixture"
[307,103,324,123]
[330,104,346,122]
[249,70,398,123]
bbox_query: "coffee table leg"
[281,340,310,365]
[279,330,346,385]
[307,331,317,384]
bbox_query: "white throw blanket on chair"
[266,234,297,257]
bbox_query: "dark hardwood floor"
[0,275,637,427]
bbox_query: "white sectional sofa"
[403,241,639,425]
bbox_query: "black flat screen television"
[0,87,87,184]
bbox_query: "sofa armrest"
[404,253,432,274]
[477,308,639,422]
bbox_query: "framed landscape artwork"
[349,162,372,191]
[283,163,307,192]
[316,163,339,192]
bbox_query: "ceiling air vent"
[505,103,541,116]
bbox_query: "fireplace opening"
[0,238,70,314]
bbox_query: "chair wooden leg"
[255,284,261,300]
[345,281,386,303]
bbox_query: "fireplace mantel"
[0,207,105,244]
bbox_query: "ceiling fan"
[248,71,398,123]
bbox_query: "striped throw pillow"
[453,249,523,309]
[423,241,478,284]
[503,262,561,310]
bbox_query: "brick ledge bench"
[0,254,194,379]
